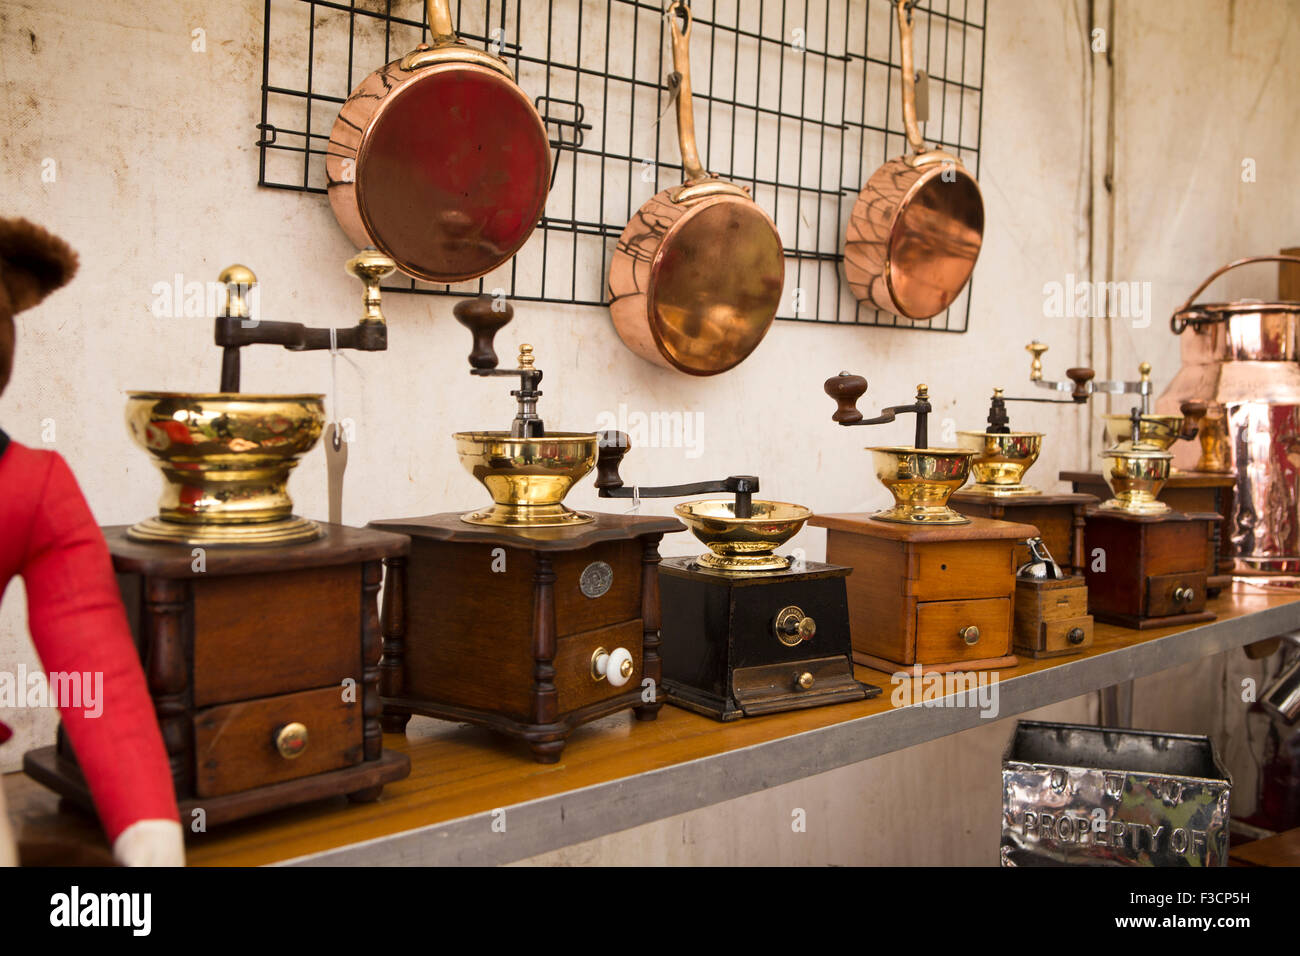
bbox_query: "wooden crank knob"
[454,295,513,370]
[1065,367,1095,403]
[595,431,631,491]
[1179,400,1207,440]
[825,372,868,424]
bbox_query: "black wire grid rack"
[257,0,987,332]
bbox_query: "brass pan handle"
[427,0,457,45]
[669,1,708,183]
[1171,254,1300,333]
[897,0,926,154]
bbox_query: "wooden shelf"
[7,582,1300,867]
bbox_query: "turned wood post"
[360,560,383,761]
[379,555,410,734]
[144,575,192,795]
[635,533,665,721]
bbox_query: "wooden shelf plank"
[7,582,1299,867]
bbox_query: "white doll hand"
[112,819,185,867]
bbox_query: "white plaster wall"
[1,0,1296,864]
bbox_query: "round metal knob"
[274,722,309,760]
[1067,627,1086,645]
[796,672,815,690]
[1173,586,1195,605]
[591,646,634,687]
[774,606,816,647]
[959,625,981,646]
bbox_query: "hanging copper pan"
[843,0,984,321]
[608,1,785,376]
[326,0,551,283]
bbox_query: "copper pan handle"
[1171,254,1300,333]
[669,2,708,183]
[427,0,457,44]
[897,0,926,154]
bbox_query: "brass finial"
[1027,341,1048,382]
[993,386,1004,398]
[1139,361,1151,382]
[916,383,929,400]
[518,344,535,368]
[345,250,396,326]
[218,264,257,319]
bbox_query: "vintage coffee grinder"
[810,374,1036,674]
[25,254,413,826]
[1081,408,1220,629]
[1011,537,1094,659]
[592,437,878,720]
[368,297,683,762]
[1030,340,1233,591]
[952,385,1098,575]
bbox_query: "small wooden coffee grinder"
[1083,408,1220,629]
[25,255,413,826]
[951,385,1098,574]
[369,298,683,762]
[811,374,1036,674]
[592,437,879,720]
[1022,341,1226,601]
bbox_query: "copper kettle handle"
[669,2,708,183]
[897,0,926,154]
[1171,254,1300,333]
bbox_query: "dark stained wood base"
[23,745,410,829]
[1090,609,1217,631]
[854,651,1019,675]
[664,670,873,722]
[383,690,655,763]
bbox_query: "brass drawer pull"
[959,625,981,646]
[1067,627,1086,645]
[1173,586,1195,605]
[796,672,815,690]
[274,721,309,760]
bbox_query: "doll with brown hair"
[0,217,183,866]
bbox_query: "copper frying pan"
[843,0,984,321]
[326,0,551,284]
[608,1,785,376]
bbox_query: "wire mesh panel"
[257,0,987,331]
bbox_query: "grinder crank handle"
[454,295,514,370]
[1178,400,1207,441]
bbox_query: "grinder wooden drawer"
[193,685,362,798]
[1146,571,1208,618]
[554,619,643,712]
[915,597,1012,664]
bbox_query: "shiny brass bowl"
[1099,443,1172,514]
[125,392,325,546]
[1101,413,1185,451]
[455,431,597,527]
[870,447,975,524]
[956,430,1043,496]
[673,499,812,572]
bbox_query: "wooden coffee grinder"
[810,374,1036,674]
[24,255,413,826]
[369,298,683,762]
[592,436,879,720]
[1083,408,1219,629]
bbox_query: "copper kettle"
[1160,255,1300,573]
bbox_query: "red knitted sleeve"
[22,451,179,841]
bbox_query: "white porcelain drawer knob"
[591,646,634,687]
